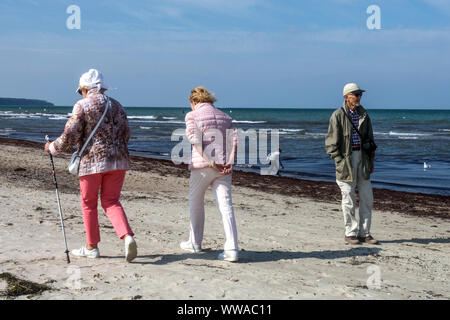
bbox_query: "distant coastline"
[0,98,54,107]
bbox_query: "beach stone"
[0,223,13,227]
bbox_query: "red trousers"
[79,170,134,245]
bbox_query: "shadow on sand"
[100,237,448,264]
[127,246,382,265]
[379,237,450,245]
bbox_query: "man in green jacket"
[325,83,378,245]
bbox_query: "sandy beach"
[0,137,449,300]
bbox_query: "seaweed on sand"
[0,273,52,298]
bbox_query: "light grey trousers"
[336,152,374,237]
[188,168,238,251]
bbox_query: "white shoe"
[71,246,100,259]
[218,250,238,262]
[124,235,138,262]
[180,240,202,253]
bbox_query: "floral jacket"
[50,89,131,176]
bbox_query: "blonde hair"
[189,86,217,104]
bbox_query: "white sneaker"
[124,235,138,262]
[218,250,238,262]
[180,240,202,253]
[71,246,100,259]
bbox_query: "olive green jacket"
[325,103,375,182]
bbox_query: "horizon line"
[2,104,450,110]
[44,105,450,110]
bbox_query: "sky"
[0,0,449,109]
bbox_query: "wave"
[0,128,15,136]
[375,131,433,137]
[233,120,267,124]
[251,128,306,134]
[374,131,450,139]
[129,115,179,121]
[280,129,305,133]
[388,131,432,136]
[49,116,70,120]
[134,120,185,124]
[128,115,157,120]
[0,112,38,119]
[0,111,71,120]
[139,126,152,130]
[305,132,326,137]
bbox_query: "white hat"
[343,83,365,96]
[76,69,109,94]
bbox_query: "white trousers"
[336,152,374,237]
[188,168,238,251]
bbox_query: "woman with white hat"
[44,69,138,262]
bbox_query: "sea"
[0,105,449,196]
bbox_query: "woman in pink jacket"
[180,86,239,262]
[44,69,137,262]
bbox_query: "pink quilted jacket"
[185,103,238,170]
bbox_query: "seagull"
[424,162,431,169]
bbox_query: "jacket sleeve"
[185,112,202,145]
[118,102,130,143]
[52,102,85,154]
[367,116,375,167]
[124,114,130,143]
[125,115,130,143]
[325,112,343,163]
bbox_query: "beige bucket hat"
[343,83,365,96]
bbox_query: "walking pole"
[45,135,70,263]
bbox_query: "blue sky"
[0,0,449,108]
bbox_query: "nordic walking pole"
[45,135,70,263]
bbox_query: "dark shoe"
[344,236,361,245]
[358,235,379,244]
